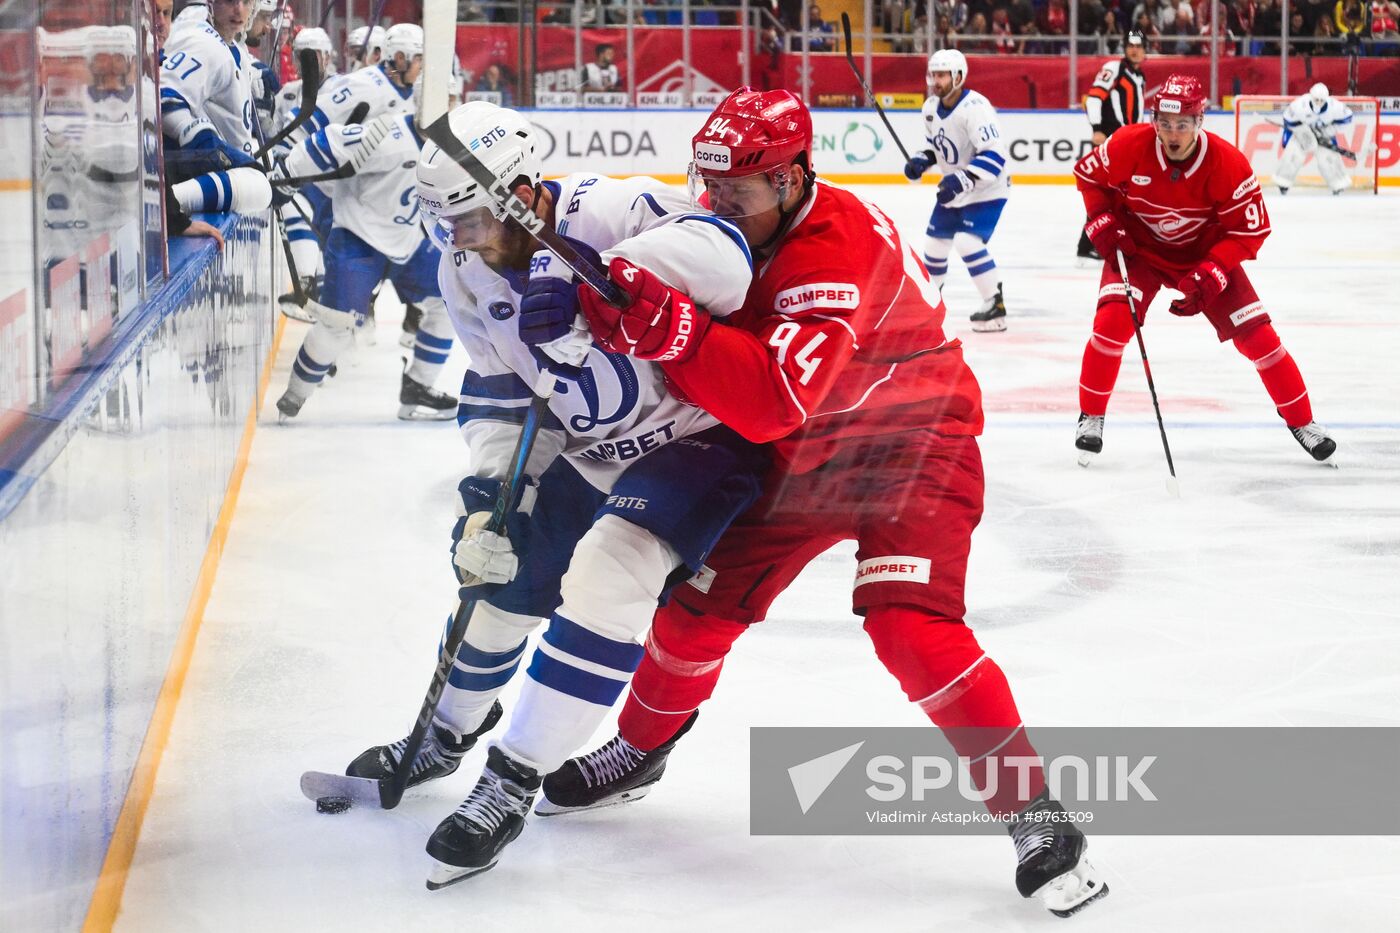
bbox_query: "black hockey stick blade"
[839,13,913,163]
[254,48,322,160]
[346,101,371,125]
[420,113,630,307]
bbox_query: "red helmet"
[691,87,814,179]
[1151,74,1208,117]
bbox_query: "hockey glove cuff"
[578,257,710,363]
[520,237,604,347]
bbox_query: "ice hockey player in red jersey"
[1073,73,1337,464]
[557,87,1109,918]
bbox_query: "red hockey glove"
[1170,260,1229,317]
[1084,212,1136,259]
[578,257,710,363]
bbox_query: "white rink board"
[523,108,1400,183]
[112,185,1400,932]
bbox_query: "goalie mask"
[416,101,542,251]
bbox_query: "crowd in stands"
[874,0,1400,55]
[460,0,1398,55]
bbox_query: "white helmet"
[416,101,542,251]
[1308,82,1330,107]
[926,49,968,90]
[347,24,386,63]
[293,26,333,53]
[85,24,138,60]
[383,22,423,64]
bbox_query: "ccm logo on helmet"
[694,142,731,169]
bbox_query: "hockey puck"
[316,795,352,814]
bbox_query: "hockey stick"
[839,12,914,164]
[1264,117,1364,161]
[268,102,374,187]
[300,369,558,811]
[421,113,630,307]
[1116,249,1179,497]
[253,48,322,160]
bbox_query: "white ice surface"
[115,185,1400,932]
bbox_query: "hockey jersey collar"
[758,180,822,276]
[379,63,414,100]
[1154,130,1209,178]
[936,88,970,120]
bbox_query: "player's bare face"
[395,54,423,86]
[211,0,253,41]
[1154,114,1200,161]
[928,70,958,104]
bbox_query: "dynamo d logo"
[841,122,883,164]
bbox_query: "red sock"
[1078,301,1135,416]
[1234,323,1312,427]
[617,605,748,751]
[865,604,1045,815]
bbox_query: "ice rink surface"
[115,185,1400,932]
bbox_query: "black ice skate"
[346,701,502,790]
[970,283,1007,333]
[398,371,457,421]
[278,276,320,324]
[1075,413,1105,467]
[1008,790,1109,917]
[1075,231,1102,267]
[426,745,542,890]
[275,386,308,422]
[1289,421,1337,464]
[536,712,698,816]
[399,302,423,349]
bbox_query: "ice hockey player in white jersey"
[161,1,261,166]
[343,24,386,71]
[270,90,460,421]
[1275,83,1355,195]
[338,101,766,889]
[903,49,1012,332]
[274,27,337,305]
[298,22,418,142]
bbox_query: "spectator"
[757,25,785,89]
[473,63,514,106]
[935,0,971,31]
[1286,9,1311,51]
[1100,8,1124,51]
[1134,9,1165,47]
[581,42,621,91]
[1008,0,1037,31]
[1373,0,1400,38]
[963,10,992,49]
[1335,0,1370,43]
[1039,0,1070,51]
[1254,0,1283,52]
[807,3,836,49]
[935,11,959,46]
[991,6,1019,51]
[1167,3,1200,51]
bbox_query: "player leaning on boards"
[903,50,1011,333]
[553,88,1108,919]
[340,101,767,888]
[1073,74,1337,465]
[1275,83,1356,196]
[1076,30,1147,262]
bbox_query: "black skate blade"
[1050,882,1110,918]
[426,859,498,890]
[299,770,397,809]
